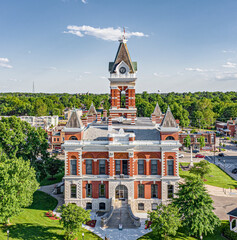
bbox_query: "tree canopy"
[172,176,220,238]
[0,150,39,224]
[59,203,91,240]
[147,203,181,239]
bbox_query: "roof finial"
[123,27,126,40]
[119,27,127,43]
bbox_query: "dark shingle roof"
[227,208,237,217]
[161,106,178,128]
[66,110,83,128]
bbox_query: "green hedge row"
[222,224,237,240]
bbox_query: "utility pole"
[33,81,35,93]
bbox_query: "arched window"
[86,202,92,210]
[69,136,78,140]
[138,203,144,210]
[99,202,106,210]
[167,157,174,176]
[70,156,77,175]
[166,136,175,140]
[152,203,158,210]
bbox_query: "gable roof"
[87,103,97,116]
[161,106,178,128]
[109,40,137,73]
[152,102,162,116]
[66,110,84,129]
[227,208,237,217]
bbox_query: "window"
[99,202,106,210]
[138,160,144,175]
[54,138,56,141]
[99,184,106,197]
[151,184,158,198]
[70,159,77,175]
[71,184,77,198]
[115,160,120,175]
[151,160,157,175]
[167,185,174,199]
[167,159,174,176]
[86,202,92,210]
[211,136,215,143]
[138,184,144,198]
[86,160,92,174]
[86,184,92,198]
[69,136,78,140]
[99,160,106,175]
[57,138,59,141]
[152,203,158,210]
[138,203,144,210]
[166,136,175,140]
[205,138,208,143]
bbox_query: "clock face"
[119,67,126,74]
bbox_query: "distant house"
[227,208,237,232]
[179,131,216,151]
[216,119,237,137]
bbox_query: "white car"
[178,154,184,158]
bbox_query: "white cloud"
[84,71,91,74]
[222,62,236,68]
[215,72,237,81]
[185,67,206,72]
[222,50,235,53]
[0,58,13,69]
[64,25,148,41]
[153,72,169,77]
[81,0,87,3]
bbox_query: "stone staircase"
[106,200,138,229]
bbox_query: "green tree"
[183,135,191,148]
[59,203,91,240]
[34,98,48,116]
[0,150,39,224]
[147,203,181,239]
[173,176,221,239]
[45,158,64,179]
[190,160,211,179]
[198,136,205,149]
[0,116,49,181]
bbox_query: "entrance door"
[122,160,128,175]
[115,185,128,200]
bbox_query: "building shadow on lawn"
[9,223,63,240]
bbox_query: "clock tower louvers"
[108,38,137,124]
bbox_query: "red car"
[195,154,205,158]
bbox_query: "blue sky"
[0,0,237,93]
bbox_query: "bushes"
[222,223,237,240]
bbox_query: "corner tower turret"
[108,38,137,124]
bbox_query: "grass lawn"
[138,221,228,240]
[40,171,64,186]
[0,191,101,240]
[180,162,237,189]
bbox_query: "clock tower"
[108,38,137,124]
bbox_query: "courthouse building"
[62,38,181,214]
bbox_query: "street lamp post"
[7,230,9,240]
[82,232,84,240]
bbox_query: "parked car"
[178,154,184,158]
[195,154,205,158]
[218,153,225,157]
[193,149,200,153]
[232,168,237,174]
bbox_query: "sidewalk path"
[39,184,64,213]
[205,184,237,197]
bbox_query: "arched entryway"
[115,185,128,200]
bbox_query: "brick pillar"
[93,159,98,175]
[131,114,135,125]
[97,112,101,123]
[129,153,134,177]
[103,109,107,118]
[109,153,114,177]
[93,114,97,122]
[81,117,88,127]
[108,116,112,131]
[145,159,150,175]
[88,115,93,123]
[151,114,156,123]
